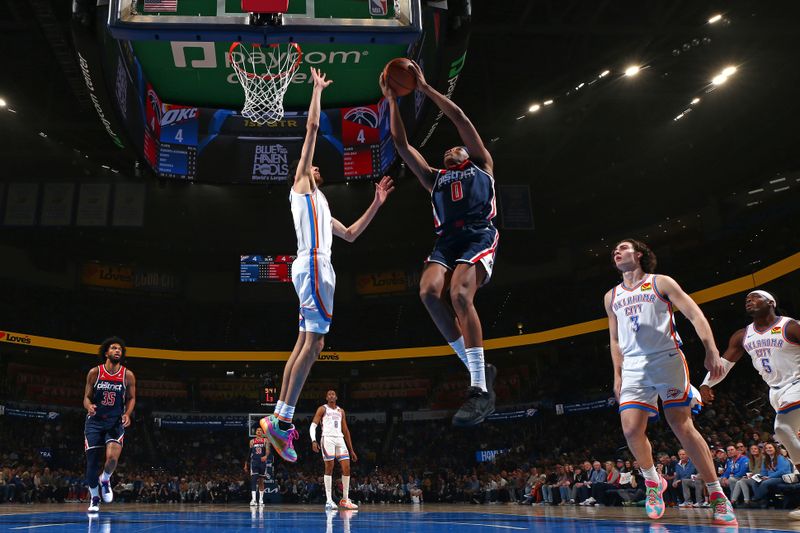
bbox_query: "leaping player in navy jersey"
[83,337,136,514]
[381,61,498,426]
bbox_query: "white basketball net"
[229,42,302,126]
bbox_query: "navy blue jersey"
[92,364,127,420]
[431,160,496,235]
[250,437,267,463]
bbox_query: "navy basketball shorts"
[84,416,124,451]
[426,224,499,284]
[250,462,267,476]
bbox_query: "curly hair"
[98,336,127,363]
[614,238,657,273]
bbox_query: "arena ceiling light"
[691,97,701,105]
[624,65,641,77]
[712,65,737,85]
[0,98,6,107]
[528,104,541,113]
[543,99,553,106]
[708,14,723,24]
[599,70,610,78]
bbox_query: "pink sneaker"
[710,491,737,526]
[645,476,667,520]
[260,415,299,462]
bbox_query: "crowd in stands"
[3,371,800,511]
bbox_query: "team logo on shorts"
[640,283,652,292]
[771,326,782,334]
[666,387,681,399]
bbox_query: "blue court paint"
[0,510,784,533]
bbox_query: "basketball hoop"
[229,41,302,126]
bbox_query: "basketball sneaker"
[261,415,299,462]
[100,478,113,503]
[644,476,667,519]
[339,498,359,510]
[325,500,338,510]
[710,491,737,526]
[87,495,101,513]
[250,498,258,506]
[452,363,497,427]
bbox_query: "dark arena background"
[1,1,800,531]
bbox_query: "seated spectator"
[720,444,749,498]
[614,460,645,505]
[673,449,702,507]
[732,444,764,506]
[751,443,793,507]
[656,453,677,504]
[568,464,588,504]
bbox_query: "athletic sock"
[277,404,295,430]
[642,465,660,483]
[324,475,333,502]
[449,336,469,368]
[99,471,110,483]
[251,490,257,501]
[706,481,723,494]
[273,400,285,417]
[342,475,350,501]
[89,486,99,499]
[259,490,265,503]
[464,347,487,392]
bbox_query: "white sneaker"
[87,496,101,513]
[250,499,258,506]
[258,500,265,507]
[678,502,692,509]
[789,508,800,520]
[325,500,338,510]
[100,479,113,503]
[339,498,359,510]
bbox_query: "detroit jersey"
[250,437,268,463]
[742,316,800,389]
[290,187,333,258]
[91,364,127,419]
[611,274,682,356]
[321,405,344,438]
[431,160,496,235]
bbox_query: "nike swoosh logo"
[746,334,755,338]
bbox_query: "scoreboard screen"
[240,255,295,283]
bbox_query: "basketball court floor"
[0,504,798,532]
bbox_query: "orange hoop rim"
[229,41,303,81]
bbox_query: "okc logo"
[666,387,681,399]
[344,107,378,128]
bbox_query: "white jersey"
[321,404,344,438]
[611,274,682,357]
[290,187,333,259]
[742,316,800,389]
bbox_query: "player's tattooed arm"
[123,370,136,428]
[84,366,99,416]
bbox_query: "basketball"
[383,57,417,96]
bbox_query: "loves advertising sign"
[0,331,33,345]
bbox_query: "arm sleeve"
[309,422,318,442]
[700,358,737,388]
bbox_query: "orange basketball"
[383,58,417,97]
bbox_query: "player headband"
[748,290,777,306]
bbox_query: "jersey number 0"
[450,181,464,202]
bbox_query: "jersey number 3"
[450,181,464,202]
[101,391,117,406]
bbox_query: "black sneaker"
[452,364,497,426]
